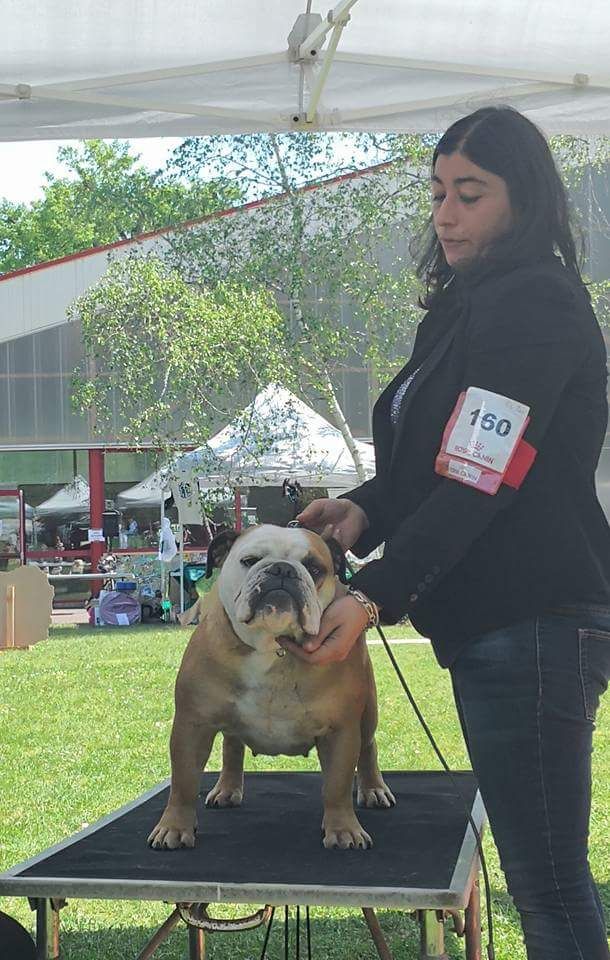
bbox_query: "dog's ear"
[205,529,241,578]
[325,536,349,584]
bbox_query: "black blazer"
[345,257,610,666]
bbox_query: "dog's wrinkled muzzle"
[234,560,322,636]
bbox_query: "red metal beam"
[88,449,105,595]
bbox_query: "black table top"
[1,771,483,909]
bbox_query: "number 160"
[469,409,512,437]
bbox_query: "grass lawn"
[0,622,607,959]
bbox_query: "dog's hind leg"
[205,735,245,807]
[356,662,396,809]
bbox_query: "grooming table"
[0,771,485,960]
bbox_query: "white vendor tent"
[198,384,375,491]
[116,448,221,510]
[0,498,34,519]
[117,385,375,509]
[116,475,172,510]
[1,1,609,140]
[35,475,90,518]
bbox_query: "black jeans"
[450,605,610,960]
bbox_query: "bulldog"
[148,524,395,852]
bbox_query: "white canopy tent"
[117,385,375,510]
[1,1,610,140]
[116,450,221,511]
[35,475,90,518]
[116,475,172,510]
[197,384,375,492]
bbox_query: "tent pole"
[160,495,167,621]
[302,3,357,124]
[179,522,185,614]
[297,0,358,59]
[15,52,287,95]
[340,80,561,123]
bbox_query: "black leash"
[259,905,312,960]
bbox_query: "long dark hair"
[415,106,585,308]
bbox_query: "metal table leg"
[135,907,182,960]
[419,909,448,960]
[188,924,206,959]
[464,878,482,960]
[32,898,62,960]
[361,907,394,960]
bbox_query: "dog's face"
[209,525,345,651]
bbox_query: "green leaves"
[0,140,241,274]
[70,257,292,452]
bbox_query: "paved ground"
[51,608,90,626]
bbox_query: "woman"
[280,107,610,959]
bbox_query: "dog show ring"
[0,770,485,960]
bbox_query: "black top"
[344,256,610,667]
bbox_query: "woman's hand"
[277,595,369,665]
[296,498,369,552]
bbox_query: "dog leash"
[259,905,312,960]
[282,511,496,960]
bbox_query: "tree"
[70,256,294,457]
[163,132,432,480]
[0,139,241,274]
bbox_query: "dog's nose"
[267,561,298,579]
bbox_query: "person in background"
[281,107,610,959]
[124,516,139,547]
[69,525,82,551]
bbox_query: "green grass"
[0,623,607,959]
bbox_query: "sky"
[0,135,393,206]
[0,138,185,204]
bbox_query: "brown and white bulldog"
[148,524,395,852]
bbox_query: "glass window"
[9,376,36,441]
[61,376,89,443]
[343,370,371,436]
[0,343,9,442]
[36,376,63,441]
[8,335,34,375]
[60,320,85,373]
[34,326,61,376]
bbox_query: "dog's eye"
[240,556,259,567]
[305,562,321,579]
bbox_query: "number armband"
[435,387,537,495]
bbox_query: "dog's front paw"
[322,813,372,850]
[205,781,243,808]
[147,807,197,850]
[357,778,396,809]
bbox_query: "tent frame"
[2,1,605,135]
